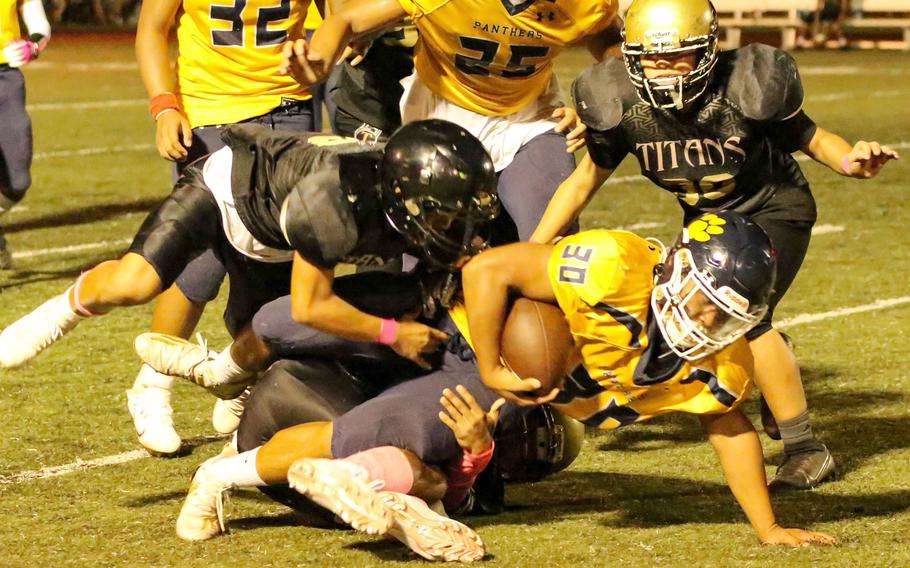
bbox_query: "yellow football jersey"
[396,0,617,115]
[303,1,321,29]
[176,0,310,127]
[546,230,754,429]
[0,0,23,63]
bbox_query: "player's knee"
[104,257,163,306]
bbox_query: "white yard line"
[811,224,845,235]
[808,90,904,103]
[27,99,145,111]
[0,450,149,485]
[777,296,910,329]
[10,239,133,260]
[800,66,910,76]
[34,144,155,160]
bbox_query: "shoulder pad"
[572,58,637,131]
[281,170,359,268]
[723,44,805,121]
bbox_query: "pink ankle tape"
[343,446,414,494]
[71,273,97,317]
[377,318,398,345]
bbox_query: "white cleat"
[134,333,248,399]
[127,365,181,456]
[212,387,251,434]
[287,458,392,535]
[379,492,485,563]
[0,288,83,368]
[176,456,231,541]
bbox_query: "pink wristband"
[377,318,398,345]
[841,154,852,175]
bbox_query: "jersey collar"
[500,0,537,16]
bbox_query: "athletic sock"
[205,345,254,385]
[778,410,825,455]
[207,447,266,488]
[343,446,415,494]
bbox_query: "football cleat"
[134,333,250,399]
[176,455,231,541]
[379,491,485,562]
[211,387,251,435]
[768,444,836,492]
[0,288,83,368]
[127,365,181,456]
[287,458,392,535]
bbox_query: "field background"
[1,34,909,566]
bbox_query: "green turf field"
[1,34,909,566]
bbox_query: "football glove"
[3,39,40,68]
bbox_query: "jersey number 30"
[455,36,549,78]
[210,0,291,47]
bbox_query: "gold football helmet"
[622,0,719,109]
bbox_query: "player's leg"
[0,178,219,368]
[130,125,228,455]
[748,210,834,490]
[495,130,578,241]
[0,67,33,269]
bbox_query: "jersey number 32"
[210,0,291,47]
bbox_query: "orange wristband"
[149,92,181,121]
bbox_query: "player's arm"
[462,243,560,404]
[135,0,192,160]
[290,252,448,369]
[530,153,614,244]
[3,0,50,68]
[802,126,899,179]
[279,0,407,86]
[438,386,504,511]
[699,410,837,546]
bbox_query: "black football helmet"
[495,405,585,483]
[381,120,500,270]
[652,211,776,360]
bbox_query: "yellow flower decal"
[688,213,726,242]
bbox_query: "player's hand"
[758,524,838,547]
[3,39,39,68]
[552,106,587,153]
[438,385,504,455]
[279,39,330,86]
[390,320,449,369]
[342,38,372,67]
[843,141,899,178]
[482,364,559,407]
[155,110,192,161]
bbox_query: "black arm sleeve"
[763,110,818,153]
[584,127,629,170]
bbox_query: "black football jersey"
[573,44,818,219]
[222,124,407,268]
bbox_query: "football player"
[279,0,622,245]
[167,328,582,561]
[0,0,50,269]
[0,121,497,398]
[530,0,899,490]
[464,211,836,547]
[132,0,322,454]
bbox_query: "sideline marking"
[11,239,133,260]
[777,296,910,329]
[3,296,908,485]
[34,144,154,160]
[27,98,145,111]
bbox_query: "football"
[501,298,574,395]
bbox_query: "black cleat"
[768,444,836,492]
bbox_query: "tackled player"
[465,211,837,547]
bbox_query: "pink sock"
[343,446,414,494]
